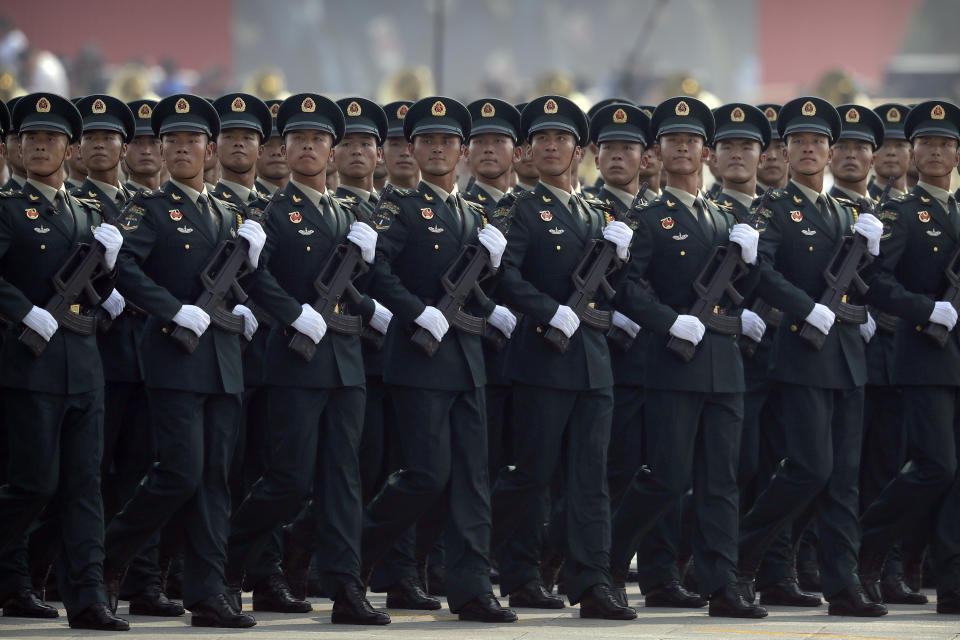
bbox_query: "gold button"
[556,245,561,251]
[536,326,543,334]
[306,246,311,251]
[185,244,190,249]
[791,324,798,332]
[934,246,939,252]
[435,244,440,250]
[809,246,813,251]
[162,327,169,334]
[40,244,45,250]
[680,250,685,256]
[916,325,923,331]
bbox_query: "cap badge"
[764,107,777,121]
[36,97,50,113]
[675,100,690,116]
[431,101,446,117]
[544,99,558,115]
[175,98,189,114]
[397,104,408,119]
[730,107,745,122]
[270,103,280,118]
[801,101,816,116]
[612,108,628,124]
[845,108,860,123]
[138,103,152,119]
[641,108,653,118]
[92,98,107,114]
[347,101,361,116]
[886,107,900,123]
[932,104,945,120]
[301,97,316,113]
[231,97,246,112]
[481,102,495,118]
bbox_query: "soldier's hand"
[292,303,327,344]
[415,306,449,342]
[487,305,517,338]
[729,223,759,265]
[611,311,640,339]
[603,221,633,260]
[740,308,766,342]
[478,225,507,268]
[102,289,126,319]
[853,213,883,256]
[370,299,393,334]
[347,221,378,264]
[549,305,580,338]
[804,303,836,336]
[172,304,211,338]
[668,314,706,345]
[232,304,258,341]
[23,306,58,341]
[930,301,958,330]
[94,223,124,269]
[238,219,267,268]
[859,311,876,343]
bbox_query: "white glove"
[853,213,883,256]
[347,221,378,264]
[549,304,581,338]
[369,299,393,334]
[930,301,958,330]
[729,223,759,265]
[487,305,517,338]
[611,310,640,339]
[102,289,126,319]
[603,220,633,260]
[860,311,876,343]
[804,303,836,336]
[23,305,58,341]
[232,304,258,341]
[415,306,449,342]
[292,303,327,344]
[93,223,123,269]
[668,314,706,345]
[238,219,267,268]
[740,308,766,342]
[172,304,211,338]
[478,225,507,269]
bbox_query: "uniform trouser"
[362,385,492,611]
[228,385,365,597]
[739,384,864,599]
[229,384,282,586]
[491,384,612,605]
[860,385,960,592]
[0,388,105,620]
[105,389,240,609]
[608,385,684,591]
[610,389,742,598]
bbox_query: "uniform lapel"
[663,193,710,248]
[914,186,956,242]
[287,183,333,241]
[79,178,123,225]
[786,182,835,240]
[417,181,460,238]
[22,182,74,242]
[535,183,585,242]
[164,182,216,244]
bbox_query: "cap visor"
[910,125,960,141]
[471,123,517,139]
[528,120,579,140]
[343,123,381,139]
[20,120,72,137]
[714,127,763,143]
[158,121,211,136]
[411,123,463,137]
[597,130,646,144]
[838,130,877,144]
[219,119,264,135]
[783,123,832,138]
[657,122,707,137]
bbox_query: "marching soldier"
[103,93,263,628]
[0,93,128,630]
[64,101,88,191]
[828,104,885,213]
[124,100,163,193]
[511,102,538,195]
[756,104,788,193]
[254,100,289,196]
[381,101,419,190]
[2,97,25,191]
[868,104,911,200]
[737,97,886,617]
[860,100,960,615]
[463,99,521,214]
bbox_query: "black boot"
[252,574,312,613]
[759,578,821,607]
[280,525,315,601]
[331,581,390,625]
[69,602,130,631]
[881,577,928,605]
[456,592,518,622]
[644,580,707,608]
[127,584,185,616]
[103,564,126,615]
[937,589,960,614]
[579,584,637,620]
[709,583,768,618]
[386,576,441,610]
[1,588,59,618]
[826,584,888,617]
[189,593,257,628]
[508,579,564,609]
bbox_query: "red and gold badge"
[790,210,803,222]
[431,101,446,117]
[301,97,315,113]
[397,104,408,120]
[138,103,152,119]
[289,212,303,223]
[764,106,777,121]
[169,209,183,221]
[730,107,745,122]
[932,104,945,120]
[661,216,675,229]
[918,211,931,223]
[421,208,435,219]
[481,102,495,117]
[347,101,361,116]
[175,98,189,114]
[675,101,689,116]
[35,97,50,113]
[613,108,628,124]
[540,211,553,221]
[845,108,860,123]
[801,101,816,116]
[25,208,38,220]
[231,97,246,112]
[544,99,558,115]
[92,98,106,114]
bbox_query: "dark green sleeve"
[497,206,562,324]
[115,201,183,323]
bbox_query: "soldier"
[583,98,634,199]
[828,104,885,213]
[333,97,387,213]
[254,100,289,196]
[869,104,911,200]
[381,101,419,190]
[103,93,263,628]
[124,100,163,193]
[0,93,128,630]
[756,104,788,193]
[860,100,960,615]
[2,97,25,191]
[737,97,886,617]
[637,106,663,202]
[463,99,521,213]
[511,102,538,194]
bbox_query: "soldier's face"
[282,130,333,178]
[4,133,23,173]
[829,139,873,183]
[334,132,381,180]
[383,137,418,182]
[257,136,288,180]
[467,133,514,181]
[126,135,162,176]
[757,139,787,185]
[66,140,87,176]
[656,133,707,176]
[596,140,645,188]
[714,138,763,185]
[638,144,661,180]
[161,131,212,181]
[217,128,263,174]
[911,135,960,179]
[19,130,71,179]
[873,139,910,180]
[410,134,463,178]
[513,143,538,181]
[79,130,126,173]
[784,133,832,176]
[529,129,578,178]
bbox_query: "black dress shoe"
[190,593,257,627]
[737,576,756,604]
[69,602,130,631]
[709,583,768,618]
[826,584,888,617]
[644,580,707,608]
[860,577,883,604]
[253,573,312,613]
[2,588,59,618]
[759,578,822,607]
[579,584,637,620]
[128,584,185,616]
[936,589,960,614]
[386,577,441,610]
[331,581,390,625]
[881,578,928,605]
[509,579,565,609]
[612,586,629,608]
[456,592,518,622]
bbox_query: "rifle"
[95,197,147,332]
[19,242,113,356]
[735,187,776,358]
[605,183,649,353]
[922,245,960,347]
[288,199,378,362]
[797,183,890,349]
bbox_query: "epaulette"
[0,187,20,198]
[514,189,537,203]
[139,188,165,199]
[583,196,613,213]
[463,199,485,214]
[767,188,787,201]
[212,194,241,213]
[332,195,356,210]
[75,196,101,210]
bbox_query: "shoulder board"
[386,184,417,198]
[211,195,240,212]
[139,189,165,199]
[767,188,787,201]
[894,190,919,203]
[583,196,611,211]
[74,196,101,209]
[331,195,356,209]
[832,195,856,208]
[463,199,485,213]
[514,189,537,203]
[0,187,21,198]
